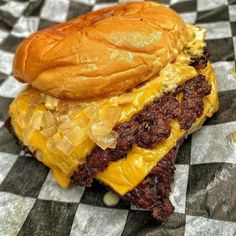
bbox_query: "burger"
[6,1,219,221]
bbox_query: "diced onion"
[41,126,57,137]
[22,128,34,145]
[16,110,27,128]
[42,111,57,128]
[57,115,71,124]
[45,95,59,110]
[68,103,82,117]
[31,92,122,152]
[84,102,100,121]
[90,130,118,150]
[46,139,57,153]
[29,110,43,130]
[63,125,85,146]
[47,133,61,153]
[40,111,57,137]
[73,111,89,129]
[29,93,41,107]
[56,102,69,114]
[56,136,75,156]
[100,106,122,125]
[58,122,76,135]
[23,111,33,128]
[90,120,113,136]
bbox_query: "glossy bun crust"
[13,1,189,100]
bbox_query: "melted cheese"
[97,63,219,195]
[97,121,184,195]
[11,111,95,188]
[9,25,219,193]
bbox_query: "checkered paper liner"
[0,0,236,235]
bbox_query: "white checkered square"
[0,76,26,98]
[70,204,128,236]
[170,164,189,214]
[0,192,35,236]
[40,0,70,22]
[0,1,29,18]
[197,0,228,11]
[0,50,14,75]
[0,30,9,45]
[170,0,189,4]
[213,61,236,92]
[38,172,85,203]
[180,12,197,24]
[93,3,117,11]
[0,152,18,185]
[185,215,236,236]
[196,22,232,40]
[11,16,40,38]
[191,122,236,165]
[229,5,236,22]
[71,0,96,5]
[233,36,236,58]
[119,0,144,3]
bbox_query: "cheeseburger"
[7,1,219,221]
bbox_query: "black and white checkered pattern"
[0,0,236,235]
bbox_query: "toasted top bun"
[13,1,189,100]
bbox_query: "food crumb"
[229,69,236,78]
[230,131,236,143]
[103,191,120,206]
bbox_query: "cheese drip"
[9,25,218,191]
[97,63,219,195]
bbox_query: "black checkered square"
[122,211,186,236]
[0,35,25,52]
[205,90,236,125]
[196,5,230,23]
[18,200,79,236]
[0,154,49,198]
[0,125,21,154]
[206,38,235,62]
[171,0,197,13]
[186,163,236,222]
